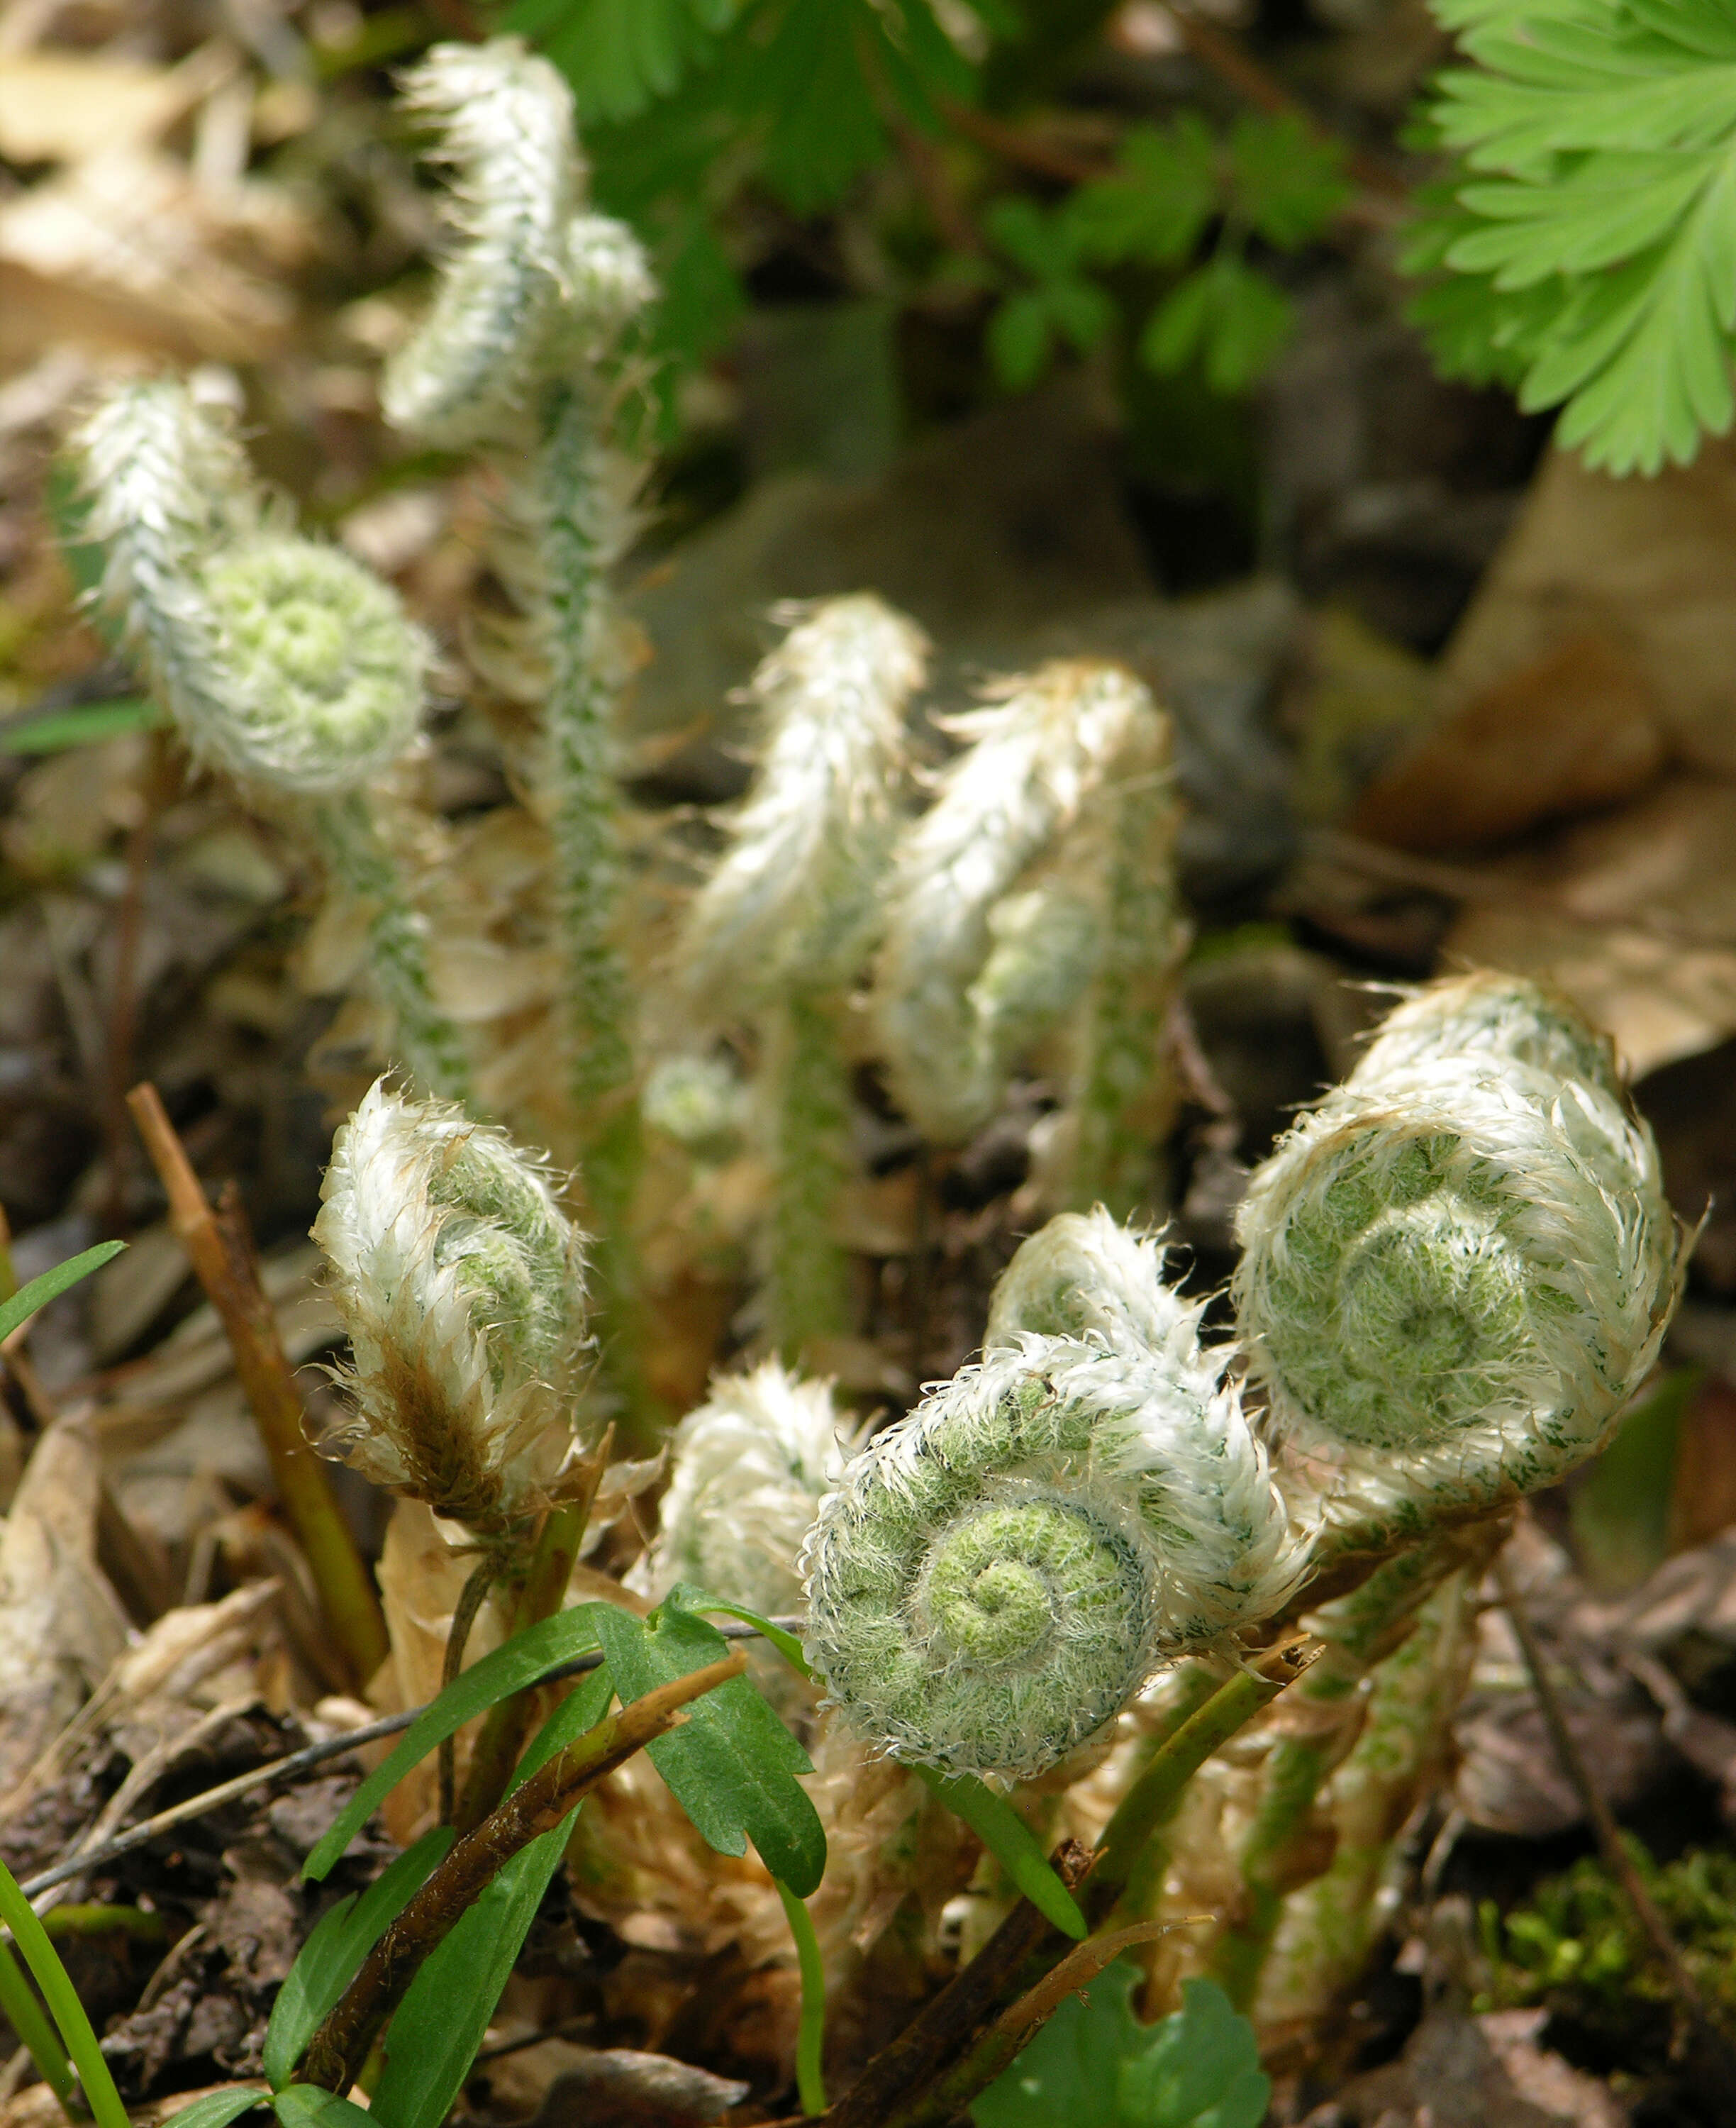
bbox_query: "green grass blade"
[0,1242,127,1347]
[0,1856,130,2128]
[0,699,165,755]
[0,1935,74,2110]
[302,1605,608,1879]
[265,1828,455,2087]
[369,1669,615,2128]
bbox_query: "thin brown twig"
[298,1649,750,2095]
[1496,1553,1736,2063]
[125,1082,388,1688]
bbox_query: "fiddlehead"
[676,594,930,1356]
[803,1215,1306,1779]
[381,40,582,449]
[194,536,427,794]
[642,1359,855,1621]
[313,1079,591,1540]
[74,378,472,1103]
[870,661,1183,1207]
[1232,972,1681,1546]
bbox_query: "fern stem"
[1208,1539,1465,2009]
[315,792,474,1107]
[1067,768,1186,1219]
[535,380,657,1443]
[765,987,854,1363]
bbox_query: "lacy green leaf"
[1227,113,1350,248]
[1408,0,1736,470]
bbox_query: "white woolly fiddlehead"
[1233,972,1682,1546]
[803,1215,1306,1780]
[870,661,1176,1157]
[193,536,428,795]
[313,1079,591,1539]
[74,379,257,732]
[383,35,658,1424]
[984,1207,1198,1358]
[642,1360,856,1620]
[679,596,930,1014]
[1350,968,1625,1101]
[382,40,582,448]
[676,596,930,1358]
[74,379,471,1104]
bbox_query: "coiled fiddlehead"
[870,660,1184,1213]
[381,40,581,448]
[676,595,930,1357]
[73,378,472,1104]
[1233,971,1682,1546]
[314,1079,591,1540]
[803,1210,1306,1779]
[195,536,427,795]
[643,1360,855,1621]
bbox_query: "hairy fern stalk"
[384,40,660,1435]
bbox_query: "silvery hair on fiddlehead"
[870,660,1171,1148]
[642,1359,857,1622]
[1233,971,1682,1544]
[313,1080,591,1538]
[382,39,583,447]
[74,378,428,796]
[803,1212,1307,1778]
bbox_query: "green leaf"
[0,1242,127,1350]
[0,698,165,755]
[370,1670,615,2128]
[1140,258,1293,392]
[301,1605,609,1880]
[1240,112,1347,227]
[591,1600,826,1897]
[988,294,1055,388]
[911,1768,1086,1939]
[1407,0,1736,470]
[505,0,735,120]
[1227,112,1350,249]
[666,1584,813,1678]
[1118,1978,1269,2128]
[270,2088,376,2128]
[971,1965,1269,2128]
[1047,277,1115,353]
[1069,117,1217,265]
[153,2093,269,2128]
[263,1829,454,2088]
[985,196,1076,277]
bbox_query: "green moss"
[1478,1839,1736,2049]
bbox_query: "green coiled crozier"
[803,1212,1305,1778]
[1233,972,1682,1544]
